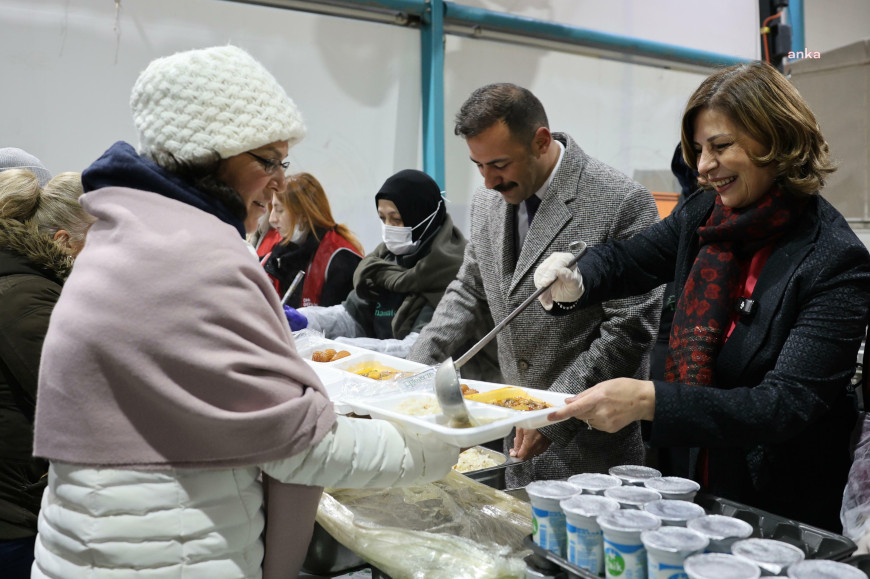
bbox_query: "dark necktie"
[525,194,542,226]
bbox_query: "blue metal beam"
[420,0,446,188]
[789,0,806,55]
[442,2,749,70]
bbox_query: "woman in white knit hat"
[30,45,459,579]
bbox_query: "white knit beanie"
[131,45,306,168]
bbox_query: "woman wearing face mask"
[295,169,468,359]
[263,172,363,307]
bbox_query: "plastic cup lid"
[604,485,662,505]
[567,472,623,492]
[643,499,706,522]
[643,476,701,495]
[687,514,754,540]
[641,526,709,553]
[786,559,867,579]
[526,480,582,500]
[560,494,620,518]
[598,508,661,533]
[608,464,662,482]
[731,538,805,573]
[684,553,761,579]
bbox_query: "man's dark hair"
[454,83,549,147]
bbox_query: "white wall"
[1,0,761,251]
[803,0,870,53]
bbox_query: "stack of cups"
[560,494,620,576]
[641,526,709,578]
[525,480,581,557]
[687,514,754,553]
[684,552,761,579]
[730,538,805,576]
[567,472,623,495]
[598,508,661,579]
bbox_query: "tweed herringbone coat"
[409,133,663,486]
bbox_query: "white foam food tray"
[344,379,571,448]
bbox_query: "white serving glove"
[534,252,585,311]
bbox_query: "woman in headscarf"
[295,169,465,357]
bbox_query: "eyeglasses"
[246,151,290,176]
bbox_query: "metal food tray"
[458,446,523,490]
[521,490,859,578]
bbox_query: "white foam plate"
[344,379,572,447]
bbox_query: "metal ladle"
[434,240,588,428]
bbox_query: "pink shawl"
[34,187,337,577]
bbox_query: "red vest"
[301,230,361,307]
[255,228,281,260]
[264,230,361,307]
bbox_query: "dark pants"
[0,535,36,579]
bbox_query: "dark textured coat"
[409,133,663,486]
[0,218,72,539]
[577,189,870,531]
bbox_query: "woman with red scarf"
[535,61,870,532]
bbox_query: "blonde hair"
[0,169,95,242]
[40,172,95,242]
[681,61,835,196]
[276,173,363,254]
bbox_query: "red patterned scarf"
[665,188,803,386]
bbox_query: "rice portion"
[395,396,442,416]
[453,447,500,473]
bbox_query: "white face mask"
[381,200,442,256]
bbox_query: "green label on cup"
[606,547,625,576]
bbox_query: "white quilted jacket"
[32,416,458,578]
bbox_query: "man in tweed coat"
[409,83,663,487]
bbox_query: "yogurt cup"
[560,494,620,576]
[604,485,662,509]
[731,538,805,576]
[526,480,582,557]
[643,476,702,501]
[641,526,710,579]
[643,499,706,526]
[567,472,623,495]
[687,514,754,553]
[598,508,661,579]
[786,559,867,579]
[684,552,762,579]
[609,464,663,486]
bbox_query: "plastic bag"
[842,411,870,553]
[316,470,532,578]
